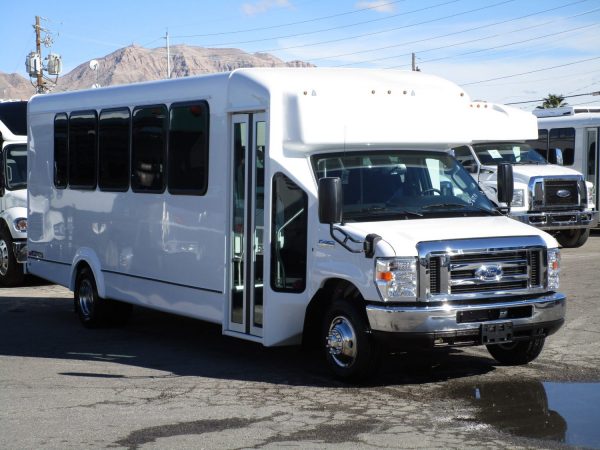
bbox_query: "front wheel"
[486,336,545,365]
[0,226,24,287]
[555,228,589,248]
[322,299,381,382]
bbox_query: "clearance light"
[375,257,418,301]
[547,248,560,290]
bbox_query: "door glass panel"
[253,121,265,328]
[231,121,247,325]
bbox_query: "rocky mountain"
[0,45,314,99]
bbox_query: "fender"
[0,205,28,240]
[70,248,106,298]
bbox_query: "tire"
[322,298,381,382]
[486,336,545,365]
[74,267,132,328]
[555,228,589,248]
[0,225,24,287]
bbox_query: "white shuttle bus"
[531,106,600,221]
[28,69,565,380]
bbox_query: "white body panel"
[27,68,561,348]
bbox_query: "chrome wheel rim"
[78,279,94,318]
[0,239,9,276]
[326,315,357,368]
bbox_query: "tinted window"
[0,101,27,136]
[99,108,130,191]
[452,146,476,167]
[526,129,548,160]
[132,105,167,193]
[549,128,575,166]
[168,101,209,195]
[4,144,27,190]
[69,111,97,189]
[54,113,68,188]
[271,173,307,293]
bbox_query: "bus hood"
[483,163,583,181]
[2,188,27,209]
[343,215,558,256]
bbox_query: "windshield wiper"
[352,206,423,219]
[421,202,500,215]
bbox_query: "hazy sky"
[3,0,599,109]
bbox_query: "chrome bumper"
[510,210,599,230]
[366,292,565,334]
[12,241,27,263]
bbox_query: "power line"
[200,0,466,47]
[309,0,590,63]
[461,56,600,86]
[505,91,600,105]
[171,0,407,39]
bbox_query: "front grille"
[544,180,579,207]
[425,246,545,299]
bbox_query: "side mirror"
[549,148,564,166]
[497,163,514,205]
[318,177,343,224]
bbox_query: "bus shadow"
[0,295,495,387]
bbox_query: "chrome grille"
[544,180,579,207]
[419,237,547,301]
[530,176,584,211]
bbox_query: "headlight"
[511,189,524,207]
[587,184,595,208]
[547,248,560,290]
[13,218,27,232]
[375,257,418,301]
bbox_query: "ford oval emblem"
[475,264,503,282]
[556,189,571,198]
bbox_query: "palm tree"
[537,94,568,109]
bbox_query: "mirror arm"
[329,224,364,254]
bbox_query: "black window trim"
[131,103,168,194]
[53,112,69,190]
[167,99,210,196]
[98,106,132,193]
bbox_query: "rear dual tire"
[74,267,131,327]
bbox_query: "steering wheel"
[422,188,442,196]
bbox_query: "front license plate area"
[481,321,513,344]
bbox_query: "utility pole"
[34,16,45,93]
[164,30,171,79]
[411,53,420,72]
[25,16,62,94]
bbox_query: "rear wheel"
[74,267,131,327]
[555,228,589,248]
[0,226,24,287]
[486,336,545,365]
[322,298,381,382]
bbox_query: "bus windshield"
[472,142,547,165]
[4,144,27,190]
[312,150,497,222]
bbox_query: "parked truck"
[0,101,28,286]
[453,140,598,248]
[27,69,565,380]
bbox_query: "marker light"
[547,248,560,290]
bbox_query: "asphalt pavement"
[1,233,600,449]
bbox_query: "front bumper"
[12,240,27,263]
[366,292,565,348]
[510,210,599,230]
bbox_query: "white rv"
[0,101,28,286]
[27,69,565,380]
[531,106,600,219]
[453,140,598,248]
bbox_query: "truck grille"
[418,237,547,301]
[531,177,584,210]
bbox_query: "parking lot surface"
[1,234,600,449]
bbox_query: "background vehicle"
[27,69,565,380]
[531,105,600,220]
[453,141,597,248]
[0,101,28,286]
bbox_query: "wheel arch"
[302,278,365,347]
[70,248,106,298]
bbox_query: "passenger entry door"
[229,113,266,337]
